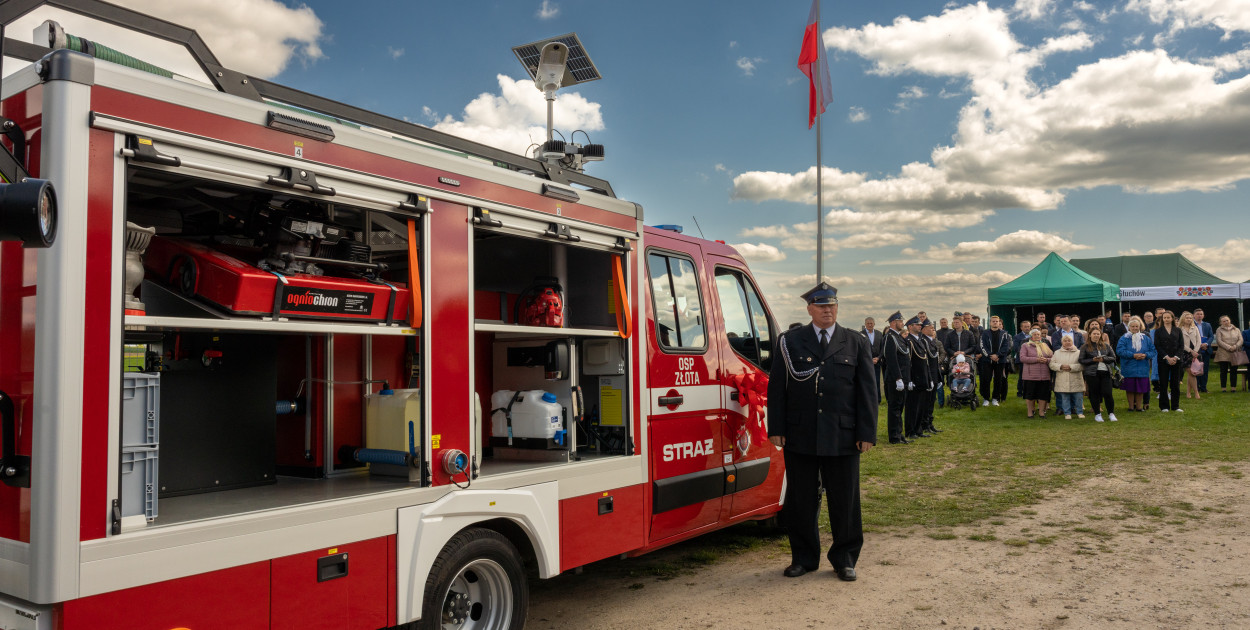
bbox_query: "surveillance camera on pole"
[512,34,605,171]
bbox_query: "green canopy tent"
[988,252,1119,333]
[1070,253,1241,327]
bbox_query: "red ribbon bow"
[728,371,770,443]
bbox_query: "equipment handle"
[407,219,422,328]
[658,395,684,407]
[611,254,632,339]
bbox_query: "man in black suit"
[768,282,876,582]
[881,311,910,444]
[861,316,885,400]
[921,320,944,433]
[1112,311,1131,348]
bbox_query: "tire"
[420,527,528,630]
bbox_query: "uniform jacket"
[1049,347,1084,392]
[1116,333,1157,378]
[925,336,943,383]
[861,327,885,360]
[767,324,878,456]
[1078,344,1118,378]
[980,328,1013,364]
[881,328,910,383]
[943,328,980,360]
[908,334,931,387]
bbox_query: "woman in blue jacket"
[1117,316,1157,412]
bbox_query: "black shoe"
[784,563,815,577]
[835,566,857,581]
[912,432,931,438]
[927,425,943,433]
[889,437,910,444]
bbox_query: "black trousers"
[921,386,936,427]
[1219,361,1239,388]
[874,361,883,400]
[1084,371,1115,414]
[1158,360,1182,410]
[904,387,924,436]
[782,449,862,570]
[979,362,1008,401]
[885,386,906,440]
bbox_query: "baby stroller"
[945,355,980,410]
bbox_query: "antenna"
[691,216,706,239]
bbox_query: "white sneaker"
[991,399,1000,407]
[982,400,990,407]
[1176,408,1183,413]
[1064,414,1072,420]
[1109,413,1118,422]
[1094,414,1104,422]
[1161,409,1169,413]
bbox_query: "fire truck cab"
[0,3,783,628]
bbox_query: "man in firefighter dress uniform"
[881,311,911,444]
[767,282,877,581]
[904,316,932,440]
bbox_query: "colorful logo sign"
[1176,286,1214,297]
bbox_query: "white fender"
[396,481,559,622]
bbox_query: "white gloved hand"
[896,379,905,391]
[907,381,915,391]
[928,381,934,391]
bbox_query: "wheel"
[172,256,198,297]
[421,527,528,630]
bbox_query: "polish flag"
[797,0,833,129]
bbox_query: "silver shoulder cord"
[779,333,820,381]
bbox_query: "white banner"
[1118,284,1242,301]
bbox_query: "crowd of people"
[858,307,1250,441]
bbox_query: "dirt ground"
[527,461,1250,629]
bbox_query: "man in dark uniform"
[904,316,931,440]
[861,316,885,400]
[922,320,943,434]
[881,311,910,444]
[767,282,876,581]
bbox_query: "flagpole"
[814,0,823,284]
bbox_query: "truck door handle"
[658,395,684,407]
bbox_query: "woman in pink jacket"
[1018,328,1054,418]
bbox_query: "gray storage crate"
[120,446,158,523]
[122,373,159,448]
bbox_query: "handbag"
[1110,364,1124,388]
[1190,359,1204,376]
[1233,349,1249,367]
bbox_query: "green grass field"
[861,373,1250,530]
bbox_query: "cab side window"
[648,252,706,351]
[714,268,774,371]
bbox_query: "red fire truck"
[0,2,783,628]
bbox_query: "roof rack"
[0,0,615,197]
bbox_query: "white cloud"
[387,46,404,60]
[429,75,603,156]
[899,230,1090,262]
[730,242,787,263]
[732,164,1062,214]
[1013,0,1054,21]
[736,56,763,76]
[714,163,729,173]
[875,270,1016,288]
[739,225,794,239]
[729,41,739,48]
[777,274,856,289]
[537,0,560,19]
[780,231,914,252]
[1126,239,1250,280]
[113,0,325,79]
[1127,0,1250,38]
[848,106,869,122]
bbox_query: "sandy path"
[527,462,1250,629]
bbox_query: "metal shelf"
[126,315,418,336]
[473,320,619,338]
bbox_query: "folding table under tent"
[988,252,1120,333]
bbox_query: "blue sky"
[8,0,1250,327]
